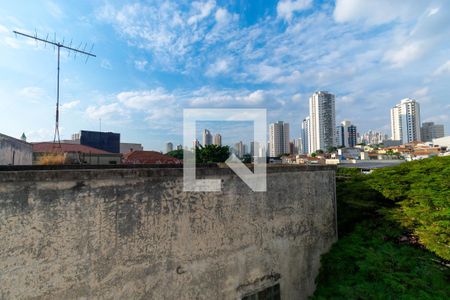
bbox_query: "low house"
[123,151,182,164]
[32,142,122,165]
[0,133,32,165]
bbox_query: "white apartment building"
[309,91,336,153]
[165,142,173,153]
[269,121,290,156]
[390,98,421,143]
[301,117,310,154]
[213,133,222,146]
[202,129,213,146]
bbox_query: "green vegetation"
[312,221,450,300]
[166,149,183,159]
[196,145,230,163]
[368,156,450,260]
[312,156,450,299]
[166,145,231,163]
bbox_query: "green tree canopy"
[196,145,230,163]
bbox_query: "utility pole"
[13,30,96,147]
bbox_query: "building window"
[242,284,280,300]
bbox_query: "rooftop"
[32,142,113,155]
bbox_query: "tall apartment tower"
[336,120,357,148]
[269,121,290,156]
[202,129,213,146]
[309,91,336,153]
[390,98,421,143]
[165,142,173,153]
[234,141,245,158]
[421,122,444,142]
[301,117,310,154]
[213,133,222,146]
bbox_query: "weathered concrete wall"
[0,166,337,299]
[0,133,32,165]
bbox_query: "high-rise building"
[360,130,386,145]
[289,140,296,154]
[309,91,336,153]
[301,117,310,154]
[165,142,173,153]
[336,120,357,148]
[202,129,213,146]
[390,98,421,143]
[213,133,222,146]
[296,138,303,155]
[269,121,290,156]
[250,141,257,157]
[176,144,183,150]
[234,141,245,158]
[421,122,445,142]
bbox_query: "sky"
[0,0,449,151]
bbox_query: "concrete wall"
[0,166,337,299]
[0,133,32,165]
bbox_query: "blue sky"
[1,0,449,151]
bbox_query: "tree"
[311,152,317,157]
[316,149,324,154]
[327,146,337,153]
[242,154,252,164]
[166,149,184,160]
[196,145,230,163]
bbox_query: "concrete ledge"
[0,164,336,183]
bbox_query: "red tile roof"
[123,151,182,164]
[32,142,113,155]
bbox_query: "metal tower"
[13,30,96,146]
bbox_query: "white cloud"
[97,2,239,72]
[242,90,267,104]
[433,60,450,76]
[118,88,175,110]
[85,103,127,120]
[291,93,302,102]
[383,42,424,68]
[215,8,230,24]
[413,87,429,98]
[277,0,312,21]
[205,57,232,77]
[61,100,80,111]
[0,24,8,34]
[333,0,426,26]
[46,1,64,19]
[19,86,46,100]
[188,0,216,25]
[134,60,148,71]
[100,59,112,70]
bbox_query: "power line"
[13,30,96,147]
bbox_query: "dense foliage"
[166,145,231,163]
[368,156,450,260]
[196,145,230,163]
[312,156,450,299]
[166,149,183,159]
[312,220,450,300]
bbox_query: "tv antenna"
[13,30,96,147]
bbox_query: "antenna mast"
[13,30,96,146]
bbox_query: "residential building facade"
[202,129,213,146]
[165,142,173,153]
[269,121,290,156]
[390,98,421,143]
[213,134,222,146]
[309,91,336,153]
[421,122,445,142]
[301,117,310,154]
